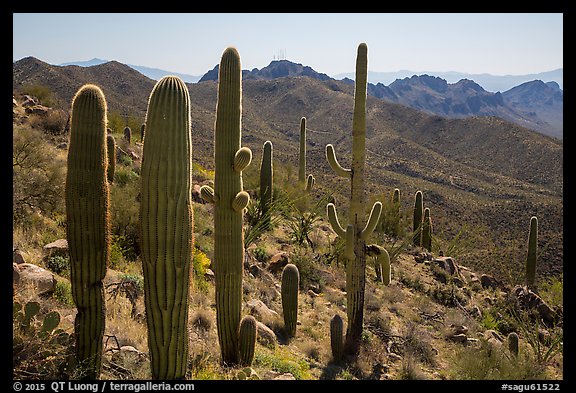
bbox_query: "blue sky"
[13,13,563,77]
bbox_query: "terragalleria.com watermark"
[13,382,195,393]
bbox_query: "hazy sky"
[13,13,563,77]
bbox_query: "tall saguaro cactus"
[260,140,273,229]
[413,190,423,246]
[200,47,252,365]
[325,43,383,356]
[421,207,432,252]
[525,216,538,289]
[65,84,110,379]
[106,134,116,183]
[299,117,307,185]
[139,76,193,379]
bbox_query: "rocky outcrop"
[16,263,56,294]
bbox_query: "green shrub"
[193,248,211,293]
[46,255,69,277]
[253,245,269,263]
[53,280,74,306]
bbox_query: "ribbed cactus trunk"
[413,191,423,246]
[238,315,257,366]
[325,43,382,357]
[525,216,538,289]
[106,134,116,183]
[330,314,344,363]
[260,140,273,229]
[298,117,306,184]
[210,47,252,365]
[139,76,193,380]
[421,207,432,252]
[281,264,299,338]
[65,84,110,380]
[508,332,519,357]
[124,126,131,144]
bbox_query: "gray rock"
[24,105,50,116]
[255,320,277,349]
[13,248,26,264]
[451,333,468,343]
[13,263,20,285]
[246,299,280,326]
[480,274,500,289]
[43,239,68,258]
[17,263,56,294]
[434,257,459,276]
[268,252,289,274]
[191,184,204,204]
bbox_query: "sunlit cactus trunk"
[66,84,110,379]
[139,76,193,379]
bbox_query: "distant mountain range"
[334,69,563,93]
[199,60,563,140]
[31,57,563,139]
[59,58,202,83]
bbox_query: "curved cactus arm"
[234,147,252,172]
[345,224,355,261]
[305,174,314,192]
[367,244,391,285]
[326,144,351,178]
[200,185,216,204]
[327,203,346,238]
[232,191,250,212]
[360,201,382,240]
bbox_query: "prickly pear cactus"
[139,76,193,379]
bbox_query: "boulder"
[451,333,468,343]
[513,285,557,324]
[255,320,277,349]
[191,184,204,204]
[43,239,68,258]
[24,105,50,116]
[21,95,39,107]
[480,274,500,289]
[450,324,469,335]
[13,263,20,285]
[110,345,146,366]
[268,252,289,274]
[414,251,432,264]
[13,248,26,264]
[246,299,280,326]
[17,263,56,294]
[434,257,459,276]
[483,329,504,347]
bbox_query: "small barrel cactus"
[330,314,344,362]
[238,315,257,366]
[281,264,299,337]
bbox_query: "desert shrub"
[21,84,58,108]
[13,126,66,222]
[53,280,74,306]
[402,322,436,366]
[539,275,563,308]
[253,347,312,380]
[46,255,69,277]
[253,245,270,263]
[449,337,547,379]
[109,175,140,260]
[107,110,143,136]
[193,248,211,293]
[375,191,405,238]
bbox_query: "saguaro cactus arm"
[234,147,252,172]
[326,144,351,178]
[360,201,382,240]
[327,203,346,238]
[200,185,216,204]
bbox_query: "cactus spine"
[106,134,116,183]
[238,315,257,366]
[123,126,131,144]
[525,216,538,288]
[330,314,344,362]
[260,140,273,229]
[421,207,432,252]
[299,117,307,185]
[413,190,423,246]
[139,76,193,379]
[65,84,110,379]
[200,47,252,365]
[281,264,299,337]
[325,43,383,356]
